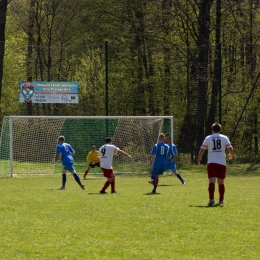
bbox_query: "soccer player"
[56,136,85,190]
[197,123,233,206]
[83,146,100,179]
[165,136,186,185]
[149,133,169,194]
[98,137,131,194]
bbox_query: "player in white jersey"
[98,137,131,194]
[198,123,233,206]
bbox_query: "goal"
[0,116,173,176]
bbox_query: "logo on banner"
[21,82,35,103]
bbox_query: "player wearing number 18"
[197,123,233,206]
[98,137,131,194]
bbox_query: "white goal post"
[0,116,173,176]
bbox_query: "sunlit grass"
[0,165,259,259]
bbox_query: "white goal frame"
[1,115,173,177]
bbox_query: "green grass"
[0,165,259,259]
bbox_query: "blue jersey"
[168,143,178,164]
[56,142,75,165]
[151,142,169,168]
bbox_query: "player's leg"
[148,174,155,184]
[83,166,91,179]
[110,175,116,193]
[151,166,164,193]
[69,164,85,190]
[100,168,115,193]
[207,163,218,206]
[171,164,185,184]
[83,163,95,179]
[217,178,225,204]
[217,164,226,204]
[58,168,67,190]
[152,174,159,193]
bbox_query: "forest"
[0,0,260,163]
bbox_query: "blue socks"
[62,174,66,187]
[177,173,184,183]
[73,173,82,185]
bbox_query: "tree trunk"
[195,0,213,163]
[206,0,221,135]
[0,0,7,101]
[161,0,172,116]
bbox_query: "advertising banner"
[19,81,79,103]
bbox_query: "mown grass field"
[0,164,259,259]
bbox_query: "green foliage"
[0,165,259,259]
[1,1,260,163]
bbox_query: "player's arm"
[86,152,91,163]
[227,146,233,160]
[171,153,178,163]
[70,146,75,156]
[197,148,206,165]
[149,154,156,166]
[97,150,102,160]
[118,149,131,158]
[58,152,62,163]
[95,151,100,162]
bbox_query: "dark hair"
[105,137,112,143]
[211,123,221,133]
[91,146,96,148]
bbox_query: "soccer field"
[0,164,259,259]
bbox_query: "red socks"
[208,183,215,200]
[111,180,115,192]
[154,176,159,186]
[219,184,225,201]
[83,170,89,178]
[101,180,111,192]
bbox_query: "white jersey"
[201,133,232,166]
[98,144,120,169]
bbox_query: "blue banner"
[19,81,79,103]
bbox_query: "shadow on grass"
[189,204,224,208]
[222,163,260,177]
[144,192,161,195]
[88,192,120,195]
[82,177,103,180]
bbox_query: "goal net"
[0,116,173,176]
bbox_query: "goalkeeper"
[83,146,100,179]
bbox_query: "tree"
[195,0,213,163]
[0,0,8,101]
[206,0,221,134]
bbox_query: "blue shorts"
[167,163,177,172]
[151,165,166,176]
[63,163,75,172]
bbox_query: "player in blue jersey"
[56,136,85,190]
[149,133,169,194]
[165,136,185,185]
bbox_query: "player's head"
[105,137,112,143]
[91,146,96,151]
[58,136,65,143]
[211,123,221,133]
[165,136,171,144]
[158,133,165,143]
